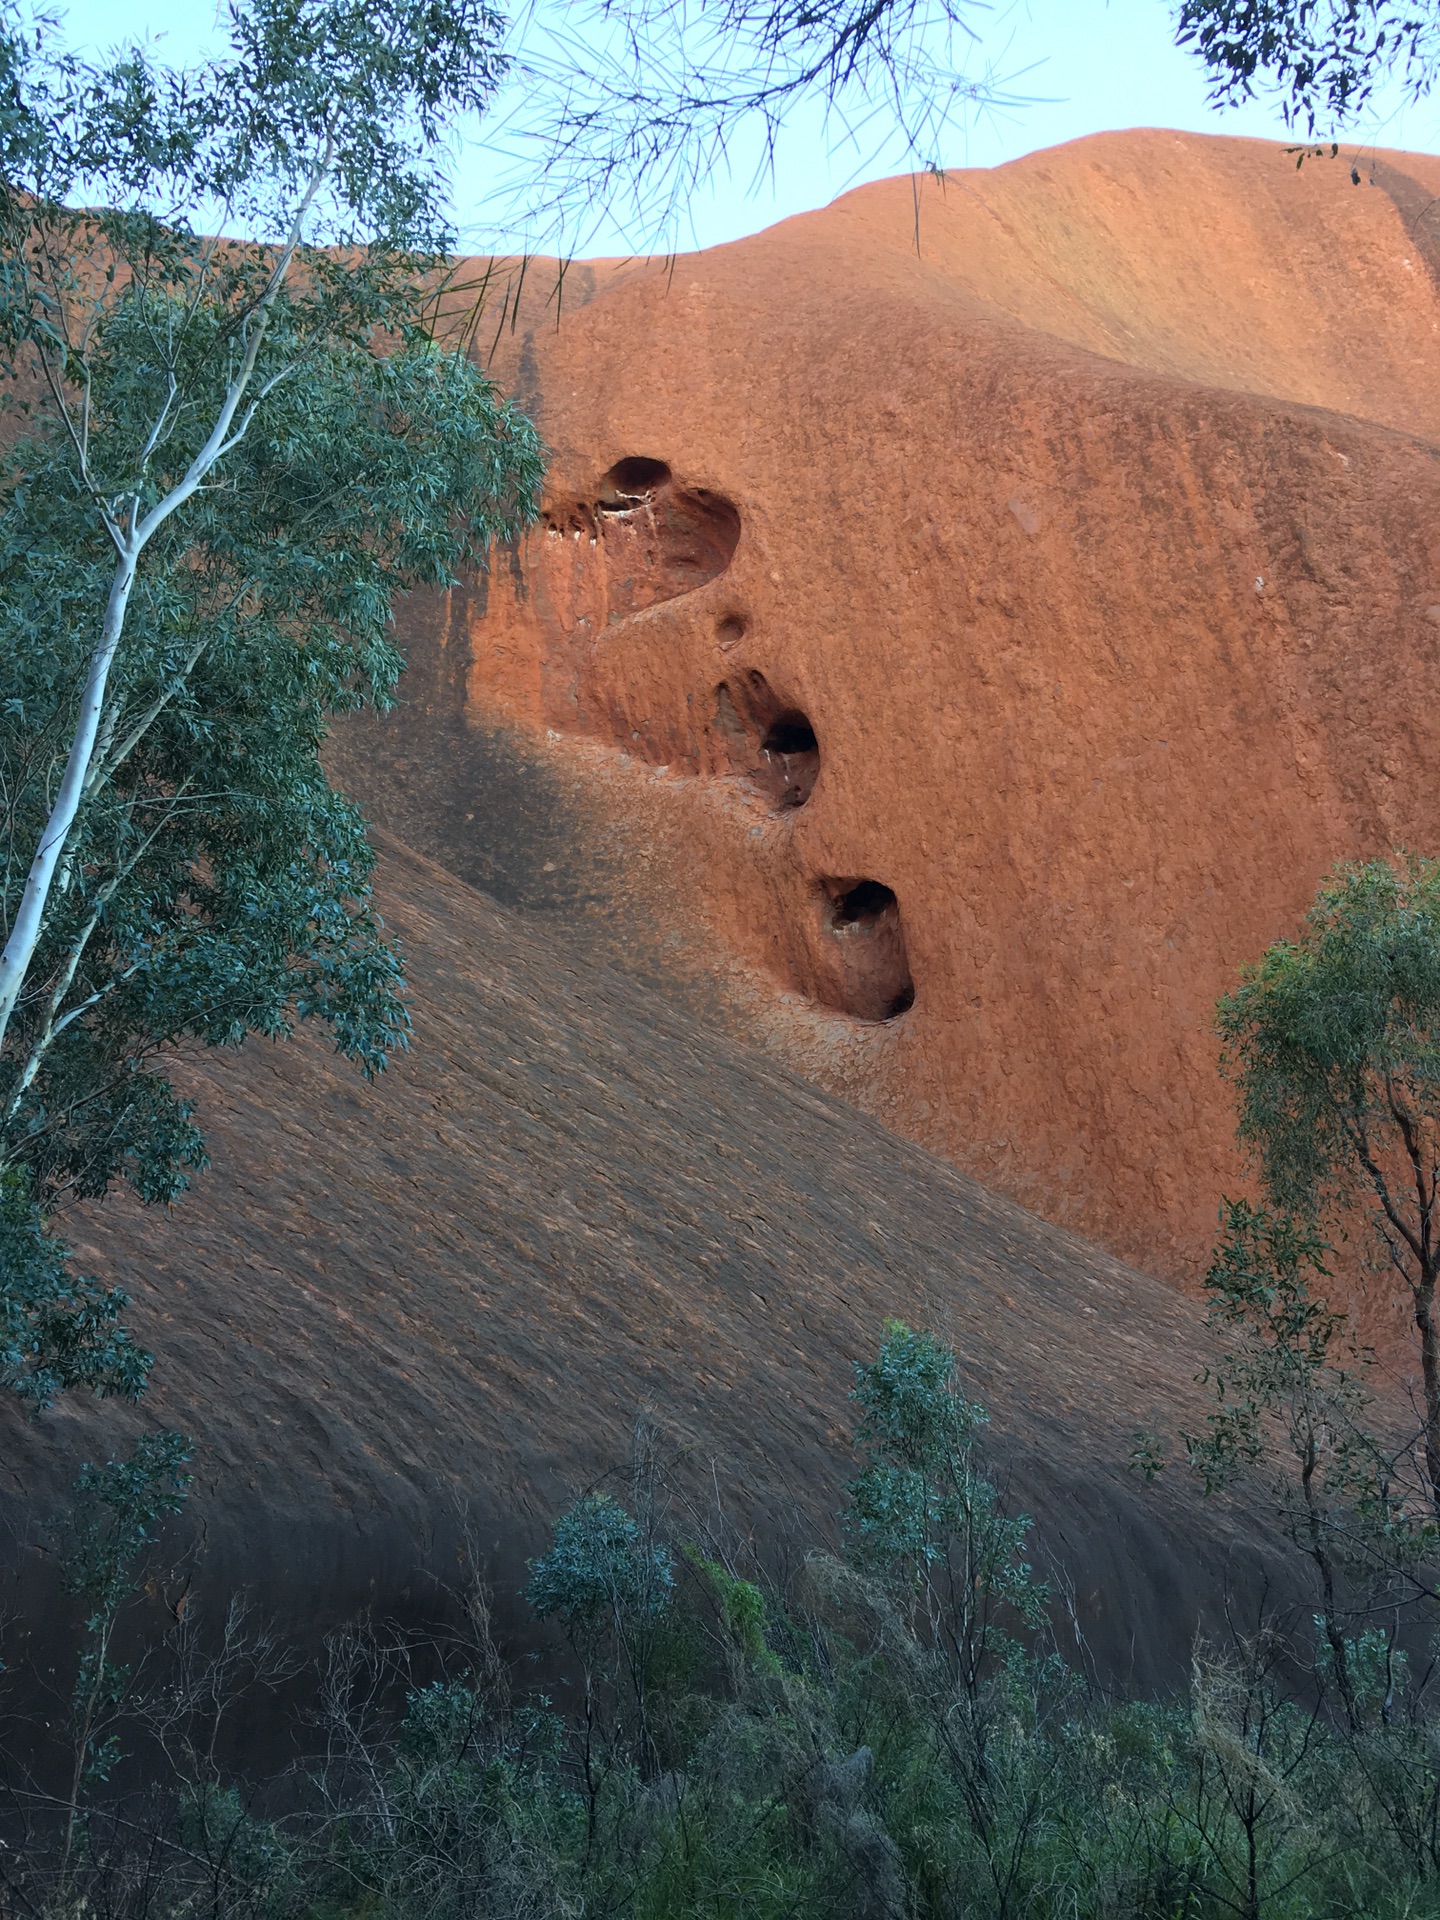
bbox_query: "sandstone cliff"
[344,129,1440,1317]
[6,130,1434,1699]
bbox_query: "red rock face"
[383,131,1440,1315]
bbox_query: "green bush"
[17,1325,1440,1920]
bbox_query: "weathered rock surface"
[2,842,1271,1702]
[8,130,1434,1711]
[350,130,1440,1318]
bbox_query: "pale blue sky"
[49,0,1440,254]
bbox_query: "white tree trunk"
[0,547,137,1049]
[0,140,332,1063]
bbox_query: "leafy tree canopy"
[526,1492,676,1635]
[0,1167,148,1405]
[0,0,542,1407]
[1218,855,1440,1515]
[1176,0,1440,132]
[845,1321,1044,1690]
[1219,855,1440,1227]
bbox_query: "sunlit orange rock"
[359,130,1440,1307]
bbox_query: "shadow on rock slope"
[4,839,1288,1747]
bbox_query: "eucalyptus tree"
[0,0,543,1404]
[842,1323,1050,1913]
[1218,856,1440,1519]
[1182,1201,1425,1726]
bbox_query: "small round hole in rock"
[602,456,671,501]
[758,710,820,810]
[716,613,747,649]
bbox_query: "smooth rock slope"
[3,840,1266,1694]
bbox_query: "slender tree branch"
[5,787,190,1125]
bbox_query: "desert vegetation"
[6,1305,1440,1920]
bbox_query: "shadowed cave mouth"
[832,879,897,924]
[760,711,820,810]
[541,455,740,616]
[598,455,671,506]
[822,879,916,1021]
[712,672,821,811]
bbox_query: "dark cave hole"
[600,456,672,504]
[759,711,820,810]
[763,716,818,758]
[832,879,897,924]
[712,673,819,809]
[817,877,915,1021]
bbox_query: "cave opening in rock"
[817,878,915,1021]
[711,674,821,809]
[546,457,741,617]
[600,456,671,503]
[763,716,818,757]
[832,879,895,923]
[759,712,820,810]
